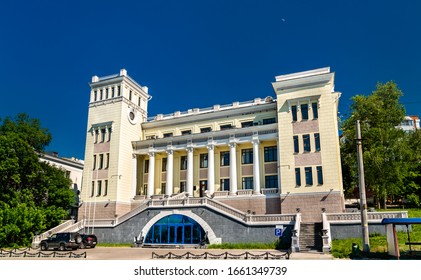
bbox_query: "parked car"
[40,232,82,251]
[79,234,98,249]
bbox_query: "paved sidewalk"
[78,247,335,260]
[1,247,335,260]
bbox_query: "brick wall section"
[78,201,132,220]
[214,196,281,214]
[280,192,344,222]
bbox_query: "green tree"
[340,81,413,208]
[0,114,74,247]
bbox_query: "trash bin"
[351,243,360,256]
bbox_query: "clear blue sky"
[1,0,420,160]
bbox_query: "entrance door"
[144,214,206,245]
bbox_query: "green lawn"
[331,208,421,259]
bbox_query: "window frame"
[241,148,253,164]
[264,146,277,162]
[305,167,313,186]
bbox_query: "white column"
[166,149,174,196]
[207,144,215,195]
[147,152,155,198]
[252,139,261,194]
[131,154,138,198]
[186,147,194,196]
[229,142,237,195]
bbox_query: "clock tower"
[79,69,150,221]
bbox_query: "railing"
[327,211,408,223]
[83,195,296,228]
[237,190,253,196]
[64,220,85,233]
[32,219,76,246]
[291,213,301,252]
[212,191,229,197]
[261,188,278,195]
[321,212,331,253]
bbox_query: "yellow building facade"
[79,67,344,223]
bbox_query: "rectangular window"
[181,130,191,135]
[220,178,230,191]
[200,180,208,192]
[97,180,102,196]
[312,102,318,119]
[241,121,254,128]
[180,181,186,193]
[291,105,297,122]
[305,167,313,185]
[117,86,121,96]
[93,155,97,170]
[264,146,277,162]
[163,132,173,138]
[162,158,167,172]
[107,127,112,141]
[295,168,301,186]
[129,90,132,101]
[200,127,212,133]
[104,180,108,196]
[100,89,103,100]
[315,133,321,151]
[101,128,106,142]
[317,166,323,185]
[220,124,233,130]
[303,134,311,152]
[263,117,276,125]
[144,160,149,173]
[91,181,95,197]
[99,154,104,169]
[241,149,253,164]
[242,177,253,189]
[301,103,309,120]
[138,97,141,106]
[105,88,109,99]
[293,135,299,153]
[105,153,110,169]
[161,183,166,194]
[220,151,230,166]
[94,90,97,101]
[94,129,99,143]
[180,156,187,170]
[111,87,115,98]
[265,175,278,189]
[200,154,208,168]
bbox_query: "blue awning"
[381,218,421,225]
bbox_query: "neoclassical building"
[79,67,345,244]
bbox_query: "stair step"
[298,223,323,252]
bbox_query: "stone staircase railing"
[84,196,296,228]
[327,211,408,223]
[31,219,76,247]
[290,213,301,252]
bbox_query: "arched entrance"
[144,214,206,245]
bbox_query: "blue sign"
[274,228,283,236]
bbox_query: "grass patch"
[208,239,289,250]
[331,208,421,259]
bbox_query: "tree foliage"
[0,114,74,247]
[340,81,420,208]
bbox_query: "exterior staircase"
[299,223,323,252]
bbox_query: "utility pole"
[356,120,370,253]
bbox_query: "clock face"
[127,108,138,124]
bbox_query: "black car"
[79,234,97,249]
[40,232,82,251]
